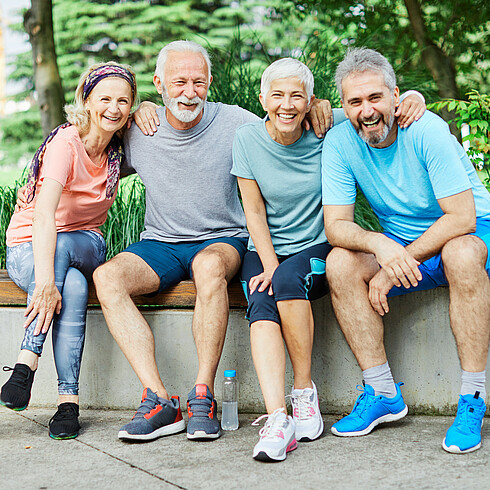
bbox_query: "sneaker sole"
[49,431,79,440]
[253,439,298,462]
[442,440,481,454]
[187,429,221,440]
[0,399,28,411]
[296,417,324,442]
[331,405,408,437]
[118,419,186,441]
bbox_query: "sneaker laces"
[288,390,316,421]
[252,408,287,439]
[188,397,213,417]
[457,397,483,431]
[132,396,161,420]
[49,403,78,424]
[2,365,30,389]
[351,384,375,415]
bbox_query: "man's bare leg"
[93,252,169,399]
[442,236,490,372]
[190,243,241,394]
[326,247,387,370]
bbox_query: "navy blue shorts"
[387,218,490,298]
[240,242,332,325]
[124,236,248,293]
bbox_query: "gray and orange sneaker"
[118,388,185,441]
[186,384,221,440]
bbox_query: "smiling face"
[153,50,211,129]
[85,77,132,136]
[341,70,400,148]
[260,77,312,145]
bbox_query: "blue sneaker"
[443,392,486,454]
[118,388,185,441]
[331,382,408,437]
[186,384,221,440]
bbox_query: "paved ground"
[1,406,489,489]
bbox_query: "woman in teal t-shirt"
[231,58,330,462]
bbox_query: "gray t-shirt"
[124,102,258,242]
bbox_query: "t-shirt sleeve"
[321,131,357,205]
[231,130,255,180]
[416,114,471,199]
[39,136,74,187]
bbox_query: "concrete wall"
[1,287,487,414]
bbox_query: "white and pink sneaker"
[290,381,324,441]
[252,409,297,462]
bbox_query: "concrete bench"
[0,270,483,415]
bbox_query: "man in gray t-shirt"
[94,41,259,442]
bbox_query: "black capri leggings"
[240,242,332,325]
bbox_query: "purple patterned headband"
[82,64,136,101]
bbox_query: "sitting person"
[0,62,136,439]
[231,58,425,462]
[92,40,338,443]
[322,47,490,454]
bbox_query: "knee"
[442,235,487,279]
[270,264,298,297]
[193,253,228,295]
[93,260,125,302]
[63,268,88,299]
[326,247,362,283]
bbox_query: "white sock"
[363,361,397,398]
[461,370,486,400]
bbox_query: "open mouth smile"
[361,117,381,128]
[278,113,296,121]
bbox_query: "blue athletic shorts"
[240,242,333,325]
[124,236,248,293]
[387,218,490,298]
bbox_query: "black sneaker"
[49,403,81,440]
[0,364,36,411]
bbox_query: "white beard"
[357,111,395,146]
[162,91,206,123]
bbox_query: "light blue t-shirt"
[322,111,490,242]
[232,118,334,255]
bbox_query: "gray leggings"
[6,230,106,395]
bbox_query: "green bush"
[430,90,490,190]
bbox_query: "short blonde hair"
[65,61,137,137]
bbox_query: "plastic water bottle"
[221,369,239,430]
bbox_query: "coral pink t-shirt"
[6,125,118,247]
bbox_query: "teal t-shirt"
[321,111,490,242]
[231,120,329,255]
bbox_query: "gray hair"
[260,58,314,102]
[335,48,396,100]
[155,40,212,82]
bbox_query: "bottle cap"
[224,369,236,377]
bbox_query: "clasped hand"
[369,236,422,315]
[24,281,62,335]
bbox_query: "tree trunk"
[403,0,460,137]
[24,0,64,138]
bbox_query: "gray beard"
[162,91,206,123]
[357,111,395,146]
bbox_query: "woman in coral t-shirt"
[0,62,137,439]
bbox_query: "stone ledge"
[1,286,485,414]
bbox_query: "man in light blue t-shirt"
[321,47,490,454]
